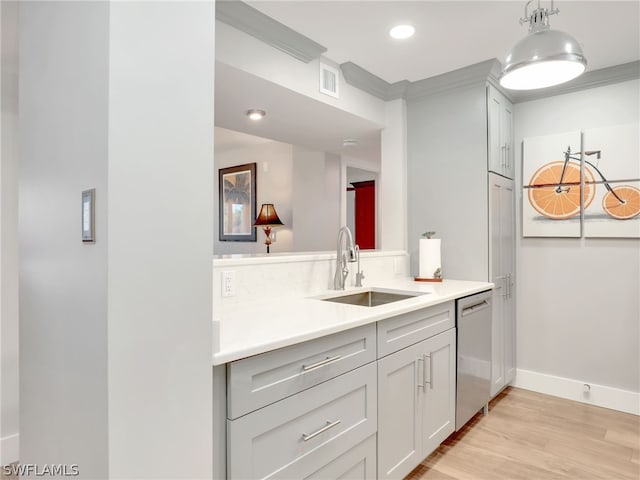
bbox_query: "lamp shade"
[253,203,284,227]
[500,28,586,90]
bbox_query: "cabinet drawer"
[227,323,376,419]
[305,435,376,480]
[227,362,377,480]
[377,301,454,357]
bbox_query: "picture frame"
[219,163,257,242]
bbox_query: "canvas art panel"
[582,124,640,238]
[522,131,582,237]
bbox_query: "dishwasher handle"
[461,300,490,317]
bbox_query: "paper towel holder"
[415,231,443,283]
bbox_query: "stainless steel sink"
[320,289,427,307]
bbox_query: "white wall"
[406,86,489,280]
[514,80,640,396]
[214,142,343,255]
[19,2,215,478]
[214,140,294,254]
[19,2,110,475]
[107,2,214,478]
[216,19,408,253]
[292,148,340,251]
[0,0,19,465]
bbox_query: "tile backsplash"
[212,250,410,314]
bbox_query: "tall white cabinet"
[407,69,516,400]
[489,173,516,396]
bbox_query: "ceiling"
[246,1,640,84]
[215,61,382,161]
[215,1,638,161]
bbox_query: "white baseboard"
[0,434,19,466]
[513,368,639,416]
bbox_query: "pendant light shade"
[500,1,587,90]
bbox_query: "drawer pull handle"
[302,355,342,372]
[302,419,341,442]
[462,300,490,316]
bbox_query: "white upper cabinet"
[487,84,515,179]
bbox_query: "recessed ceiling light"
[246,109,266,121]
[343,138,359,147]
[389,24,415,40]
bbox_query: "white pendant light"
[500,0,586,90]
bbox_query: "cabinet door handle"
[504,143,509,170]
[416,358,425,390]
[424,354,433,390]
[302,355,342,371]
[501,144,506,168]
[302,419,341,442]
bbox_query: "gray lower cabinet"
[224,302,461,479]
[227,362,377,480]
[377,328,456,480]
[305,435,377,480]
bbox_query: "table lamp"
[253,203,283,253]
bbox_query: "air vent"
[319,63,339,98]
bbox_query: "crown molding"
[340,59,503,101]
[340,62,409,100]
[407,59,501,100]
[216,1,326,63]
[508,61,640,103]
[341,57,639,104]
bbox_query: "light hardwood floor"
[407,386,640,480]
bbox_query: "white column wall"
[107,2,214,478]
[0,0,19,465]
[380,98,408,251]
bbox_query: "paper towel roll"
[419,238,442,279]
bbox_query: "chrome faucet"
[333,226,357,290]
[354,245,365,287]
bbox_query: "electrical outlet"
[222,271,236,297]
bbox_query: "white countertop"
[212,278,493,365]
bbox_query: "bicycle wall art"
[522,124,640,238]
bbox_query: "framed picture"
[219,163,257,242]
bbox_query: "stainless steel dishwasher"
[456,290,492,431]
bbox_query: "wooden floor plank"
[406,386,640,480]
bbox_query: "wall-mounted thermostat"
[82,189,95,243]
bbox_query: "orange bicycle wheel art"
[528,162,596,219]
[602,185,640,219]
